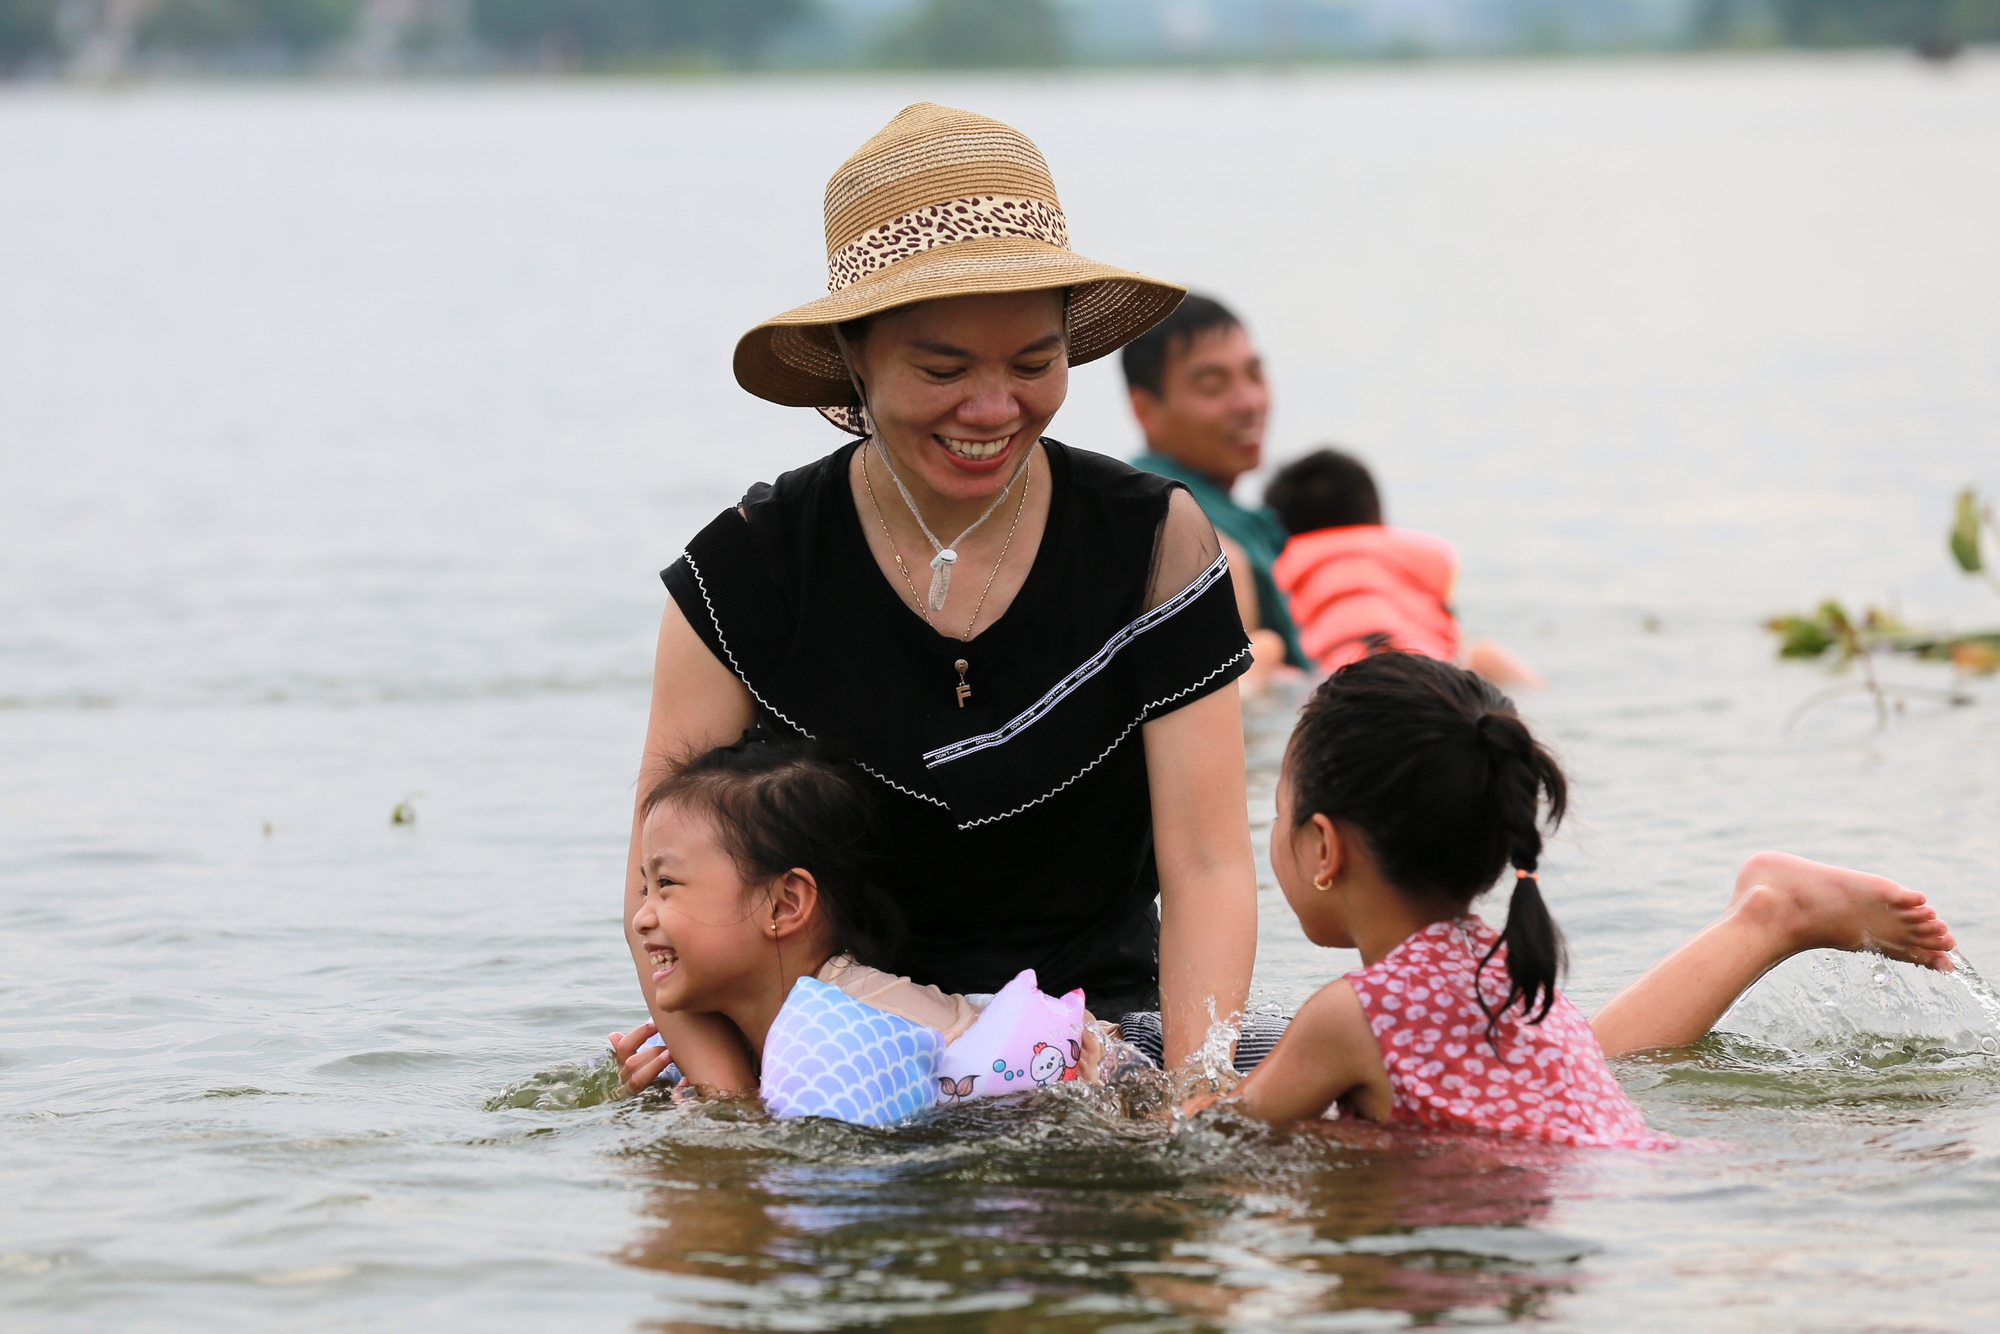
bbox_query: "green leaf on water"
[1951,487,1984,574]
[1763,600,1870,661]
[1766,613,1834,658]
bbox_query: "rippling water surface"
[5,56,2000,1331]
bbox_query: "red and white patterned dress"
[1345,917,1674,1149]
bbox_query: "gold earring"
[1313,873,1334,892]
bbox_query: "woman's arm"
[1215,532,1260,633]
[623,595,760,1090]
[1143,684,1258,1072]
[1206,978,1392,1123]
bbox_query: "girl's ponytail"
[1472,710,1569,1039]
[1284,652,1575,1045]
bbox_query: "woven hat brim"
[733,237,1186,409]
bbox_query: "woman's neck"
[870,432,1031,536]
[721,945,838,1062]
[849,439,1052,640]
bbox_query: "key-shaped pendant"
[953,658,971,708]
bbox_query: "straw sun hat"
[732,102,1187,435]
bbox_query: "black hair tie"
[734,722,780,749]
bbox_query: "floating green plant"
[1950,486,1998,590]
[1765,487,1998,728]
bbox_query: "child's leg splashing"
[1590,852,1957,1058]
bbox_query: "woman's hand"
[608,1022,675,1096]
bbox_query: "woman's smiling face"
[852,290,1068,505]
[631,801,770,1017]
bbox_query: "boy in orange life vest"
[1266,449,1541,687]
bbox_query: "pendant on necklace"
[928,548,957,613]
[953,658,971,709]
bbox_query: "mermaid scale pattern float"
[759,977,944,1125]
[760,969,1087,1126]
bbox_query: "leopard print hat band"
[826,194,1071,293]
[733,102,1186,424]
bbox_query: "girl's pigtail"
[1472,711,1569,1042]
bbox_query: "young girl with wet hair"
[610,732,1099,1121]
[1210,652,1957,1146]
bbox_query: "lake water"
[5,54,2000,1332]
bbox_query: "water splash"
[483,1054,628,1111]
[1716,948,2000,1063]
[1161,999,1246,1106]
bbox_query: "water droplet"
[991,1060,1005,1072]
[1003,1071,1013,1080]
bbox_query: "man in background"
[1123,295,1305,686]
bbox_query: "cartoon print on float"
[934,969,1087,1099]
[1030,1039,1082,1085]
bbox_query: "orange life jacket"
[1272,525,1459,672]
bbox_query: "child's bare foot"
[1731,851,1956,972]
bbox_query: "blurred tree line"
[1694,0,2000,48]
[0,0,1074,73]
[475,0,810,67]
[5,0,1999,77]
[0,0,824,72]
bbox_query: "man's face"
[1128,322,1269,487]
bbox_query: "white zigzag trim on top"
[953,645,1251,831]
[855,759,951,810]
[921,551,1230,770]
[678,550,950,810]
[679,550,814,739]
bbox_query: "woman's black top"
[661,439,1249,1020]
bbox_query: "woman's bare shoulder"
[1144,485,1224,612]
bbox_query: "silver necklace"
[869,437,1034,613]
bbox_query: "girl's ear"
[1308,813,1346,887]
[766,869,821,942]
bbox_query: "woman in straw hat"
[621,104,1267,1091]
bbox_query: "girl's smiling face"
[631,801,773,1017]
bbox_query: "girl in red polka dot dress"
[1206,652,1958,1147]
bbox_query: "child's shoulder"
[1242,974,1394,1122]
[817,957,980,1040]
[1293,974,1376,1041]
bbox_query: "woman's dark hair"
[836,289,1072,359]
[1264,447,1383,535]
[1286,653,1568,1040]
[833,312,882,350]
[641,730,904,970]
